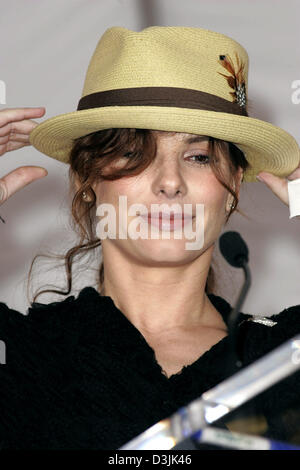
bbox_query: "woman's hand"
[257,164,300,206]
[0,107,48,204]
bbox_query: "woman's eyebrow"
[184,136,209,144]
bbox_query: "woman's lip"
[140,213,194,220]
[140,214,194,231]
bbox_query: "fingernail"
[0,185,5,202]
[256,175,264,182]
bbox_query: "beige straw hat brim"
[29,26,300,183]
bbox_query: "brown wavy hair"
[27,128,249,303]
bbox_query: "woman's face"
[92,131,242,265]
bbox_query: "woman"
[0,26,300,450]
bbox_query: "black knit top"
[0,286,300,450]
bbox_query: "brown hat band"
[77,87,248,117]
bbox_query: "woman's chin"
[130,238,201,262]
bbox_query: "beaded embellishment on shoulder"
[247,316,277,327]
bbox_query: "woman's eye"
[187,154,210,165]
[123,151,134,158]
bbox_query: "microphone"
[219,230,249,268]
[219,231,252,372]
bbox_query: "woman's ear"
[225,167,244,213]
[73,173,81,193]
[235,167,244,199]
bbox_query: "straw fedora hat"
[29,26,300,182]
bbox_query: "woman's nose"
[151,157,187,199]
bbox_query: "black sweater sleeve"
[218,304,300,447]
[0,296,78,449]
[258,305,300,444]
[0,302,40,448]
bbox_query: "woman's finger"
[286,166,300,181]
[0,166,48,204]
[0,133,31,144]
[0,107,45,128]
[0,140,33,156]
[257,172,289,206]
[0,118,41,138]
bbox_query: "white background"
[0,0,299,316]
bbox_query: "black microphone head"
[219,231,249,268]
